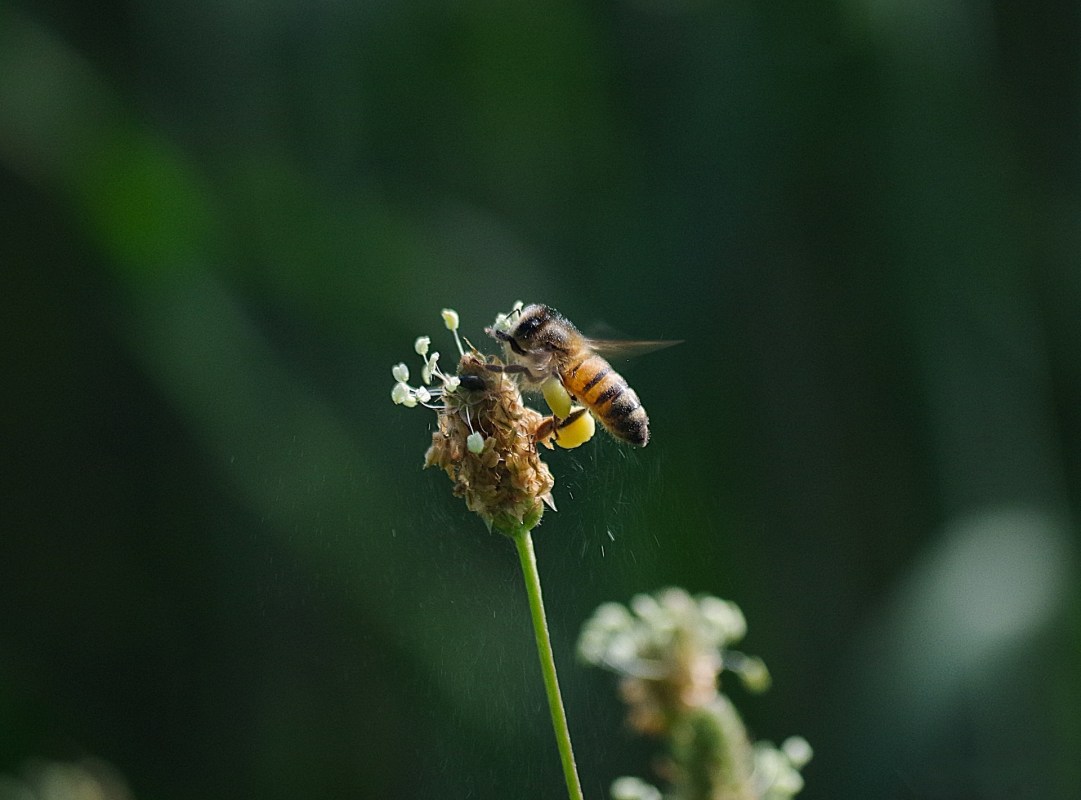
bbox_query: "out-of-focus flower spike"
[580,589,811,799]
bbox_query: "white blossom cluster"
[577,587,769,692]
[389,308,464,409]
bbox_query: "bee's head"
[487,304,560,356]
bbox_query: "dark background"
[2,1,1080,798]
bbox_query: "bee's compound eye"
[458,374,487,391]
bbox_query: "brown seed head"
[424,352,555,535]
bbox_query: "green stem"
[511,526,585,800]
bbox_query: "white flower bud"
[699,596,746,643]
[605,632,638,667]
[735,655,771,694]
[466,432,485,454]
[576,629,608,664]
[772,764,804,794]
[611,776,661,800]
[781,736,813,768]
[441,308,460,331]
[631,592,662,623]
[414,336,431,356]
[392,362,409,383]
[421,352,439,384]
[391,382,411,405]
[415,386,431,403]
[593,602,633,630]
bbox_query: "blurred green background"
[2,0,1080,798]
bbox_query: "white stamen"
[391,382,411,405]
[421,352,439,384]
[442,308,464,356]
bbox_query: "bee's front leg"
[484,363,547,382]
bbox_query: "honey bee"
[487,304,673,447]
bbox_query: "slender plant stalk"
[511,526,585,800]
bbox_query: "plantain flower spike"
[391,308,557,535]
[579,589,811,800]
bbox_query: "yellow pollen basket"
[541,377,573,419]
[555,407,595,449]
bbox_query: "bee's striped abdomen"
[563,354,650,447]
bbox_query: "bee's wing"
[583,338,682,360]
